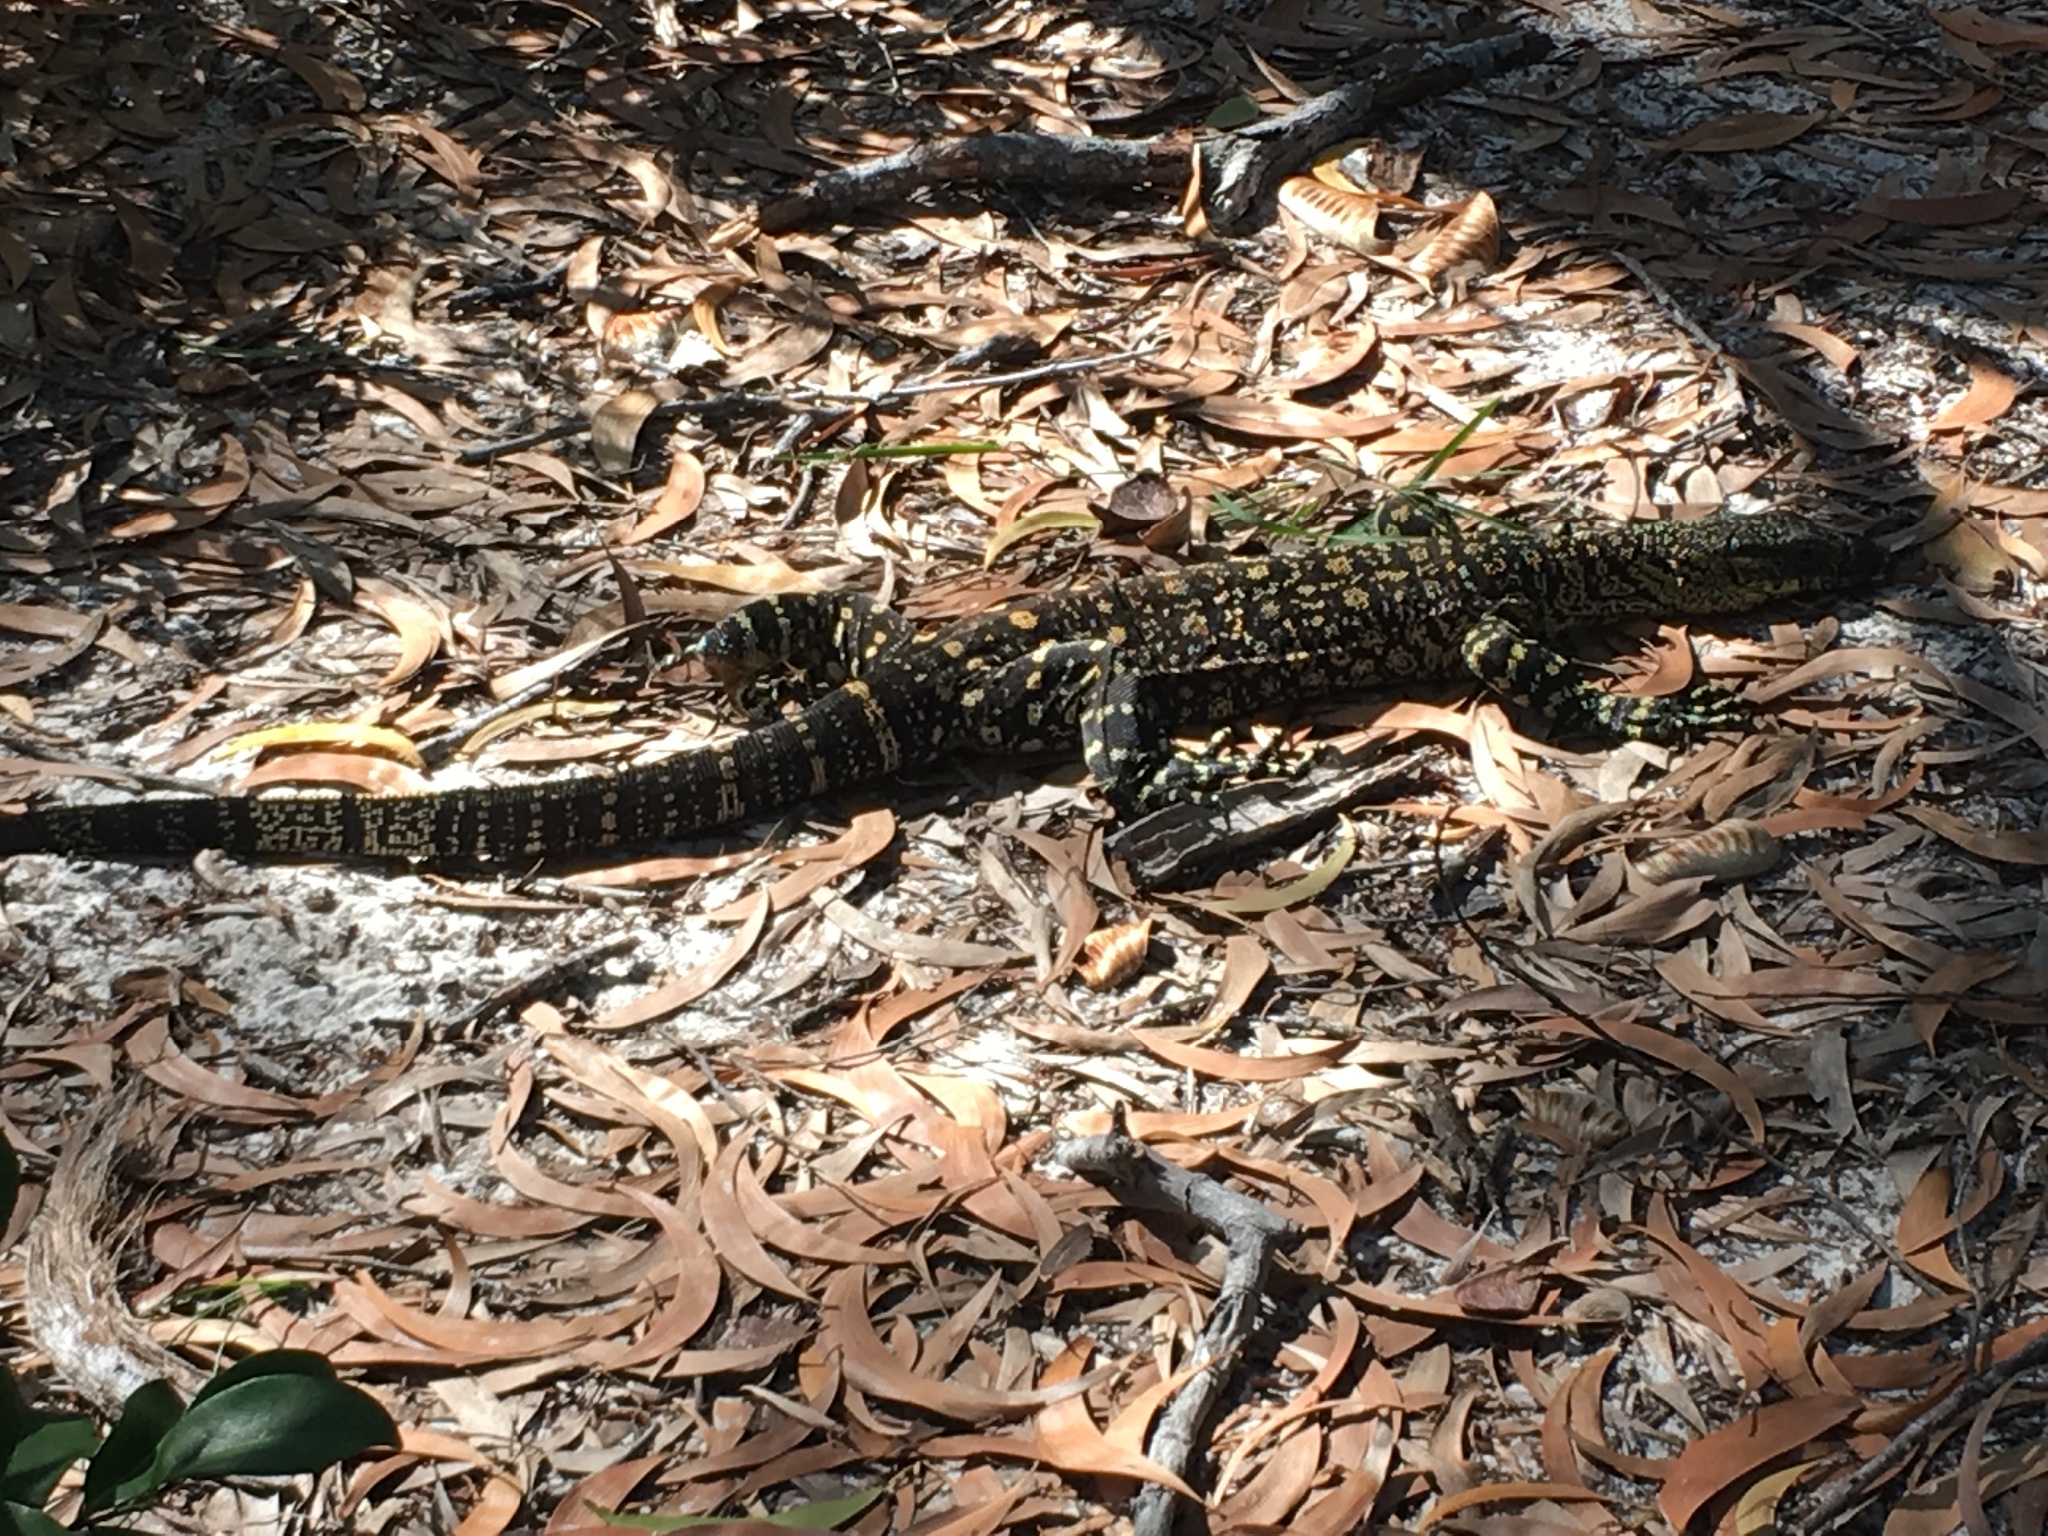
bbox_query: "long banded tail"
[0,683,917,864]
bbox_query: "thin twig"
[1788,1327,2048,1534]
[1053,1107,1302,1536]
[449,934,637,1036]
[824,344,1162,403]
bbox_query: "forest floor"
[2,0,2046,1532]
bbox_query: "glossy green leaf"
[80,1380,183,1516]
[1204,94,1259,129]
[146,1367,396,1485]
[183,1350,338,1409]
[0,1499,72,1536]
[0,1414,98,1510]
[0,1136,18,1241]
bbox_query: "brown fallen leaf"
[1275,175,1388,254]
[1195,395,1401,440]
[1634,819,1782,885]
[355,577,447,689]
[542,1454,664,1536]
[591,1186,722,1370]
[1073,921,1155,991]
[1415,1480,1606,1531]
[1514,1086,1629,1152]
[1904,804,2048,866]
[618,447,706,544]
[592,890,770,1031]
[703,1133,809,1300]
[1410,190,1501,281]
[343,1270,619,1359]
[819,1266,1097,1421]
[236,751,427,797]
[126,1017,313,1123]
[590,387,664,472]
[1658,1396,1860,1531]
[1864,188,2027,226]
[1666,108,1829,153]
[1929,360,2022,432]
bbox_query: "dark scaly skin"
[0,514,1887,863]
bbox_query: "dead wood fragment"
[760,33,1552,237]
[1052,1106,1303,1536]
[1106,744,1431,890]
[24,1087,206,1414]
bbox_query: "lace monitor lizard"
[0,513,1886,864]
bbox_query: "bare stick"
[760,32,1551,237]
[1052,1106,1302,1536]
[1789,1327,2048,1533]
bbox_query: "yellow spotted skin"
[0,515,1885,862]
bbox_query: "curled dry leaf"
[1451,1257,1547,1317]
[1275,175,1389,254]
[356,578,448,689]
[1634,819,1782,885]
[1409,190,1501,282]
[1665,108,1829,153]
[1513,1085,1629,1151]
[590,387,664,473]
[1657,1396,1860,1532]
[726,313,833,385]
[1076,916,1152,990]
[619,447,707,544]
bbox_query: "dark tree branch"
[760,32,1553,237]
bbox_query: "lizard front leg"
[697,592,914,715]
[1460,615,1748,742]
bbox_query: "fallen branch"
[761,31,1552,236]
[1106,742,1432,890]
[1788,1327,2048,1534]
[1052,1106,1303,1536]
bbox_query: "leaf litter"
[0,0,2045,1532]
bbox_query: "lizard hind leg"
[1461,615,1748,743]
[697,592,913,716]
[1085,666,1297,819]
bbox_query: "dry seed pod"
[1276,175,1390,255]
[1076,916,1153,989]
[1563,1286,1634,1327]
[1635,818,1782,886]
[1514,1085,1629,1151]
[1409,189,1501,281]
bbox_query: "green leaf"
[1400,396,1499,490]
[0,1499,72,1536]
[793,440,1000,466]
[182,1349,338,1410]
[145,1366,396,1486]
[0,1136,18,1240]
[0,1414,99,1510]
[0,1373,37,1470]
[590,1488,883,1531]
[1204,94,1260,129]
[80,1380,183,1516]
